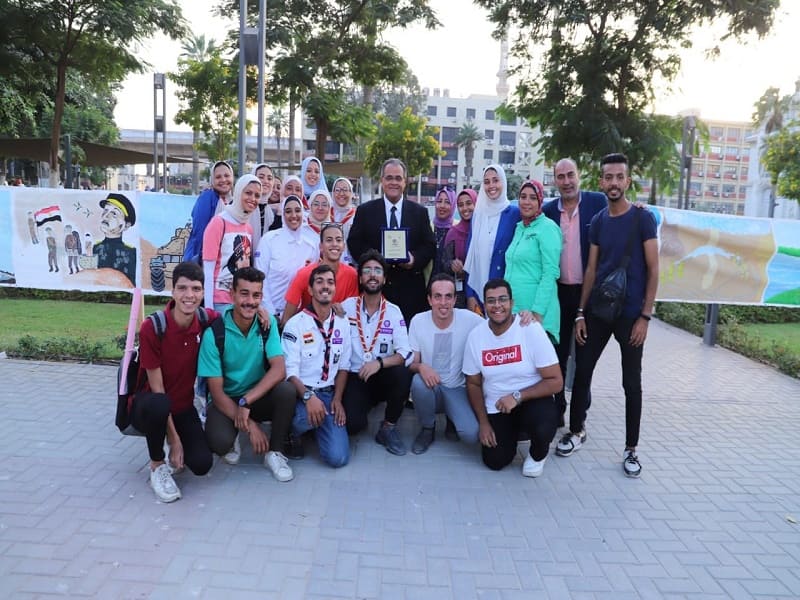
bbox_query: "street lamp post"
[153,73,166,191]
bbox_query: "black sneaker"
[284,433,305,460]
[412,427,435,454]
[444,417,459,442]
[375,423,406,456]
[623,450,641,478]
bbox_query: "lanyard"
[355,295,386,359]
[304,308,335,381]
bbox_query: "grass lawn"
[0,298,133,360]
[737,321,800,355]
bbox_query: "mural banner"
[0,189,798,306]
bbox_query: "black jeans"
[205,381,296,456]
[342,364,411,435]
[555,282,592,419]
[129,392,212,476]
[570,314,643,448]
[483,396,557,470]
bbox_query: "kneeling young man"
[282,264,352,467]
[198,267,297,482]
[463,279,563,477]
[129,261,216,503]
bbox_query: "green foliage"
[752,86,791,133]
[10,335,105,363]
[762,125,800,202]
[303,88,376,158]
[453,121,484,187]
[364,108,443,178]
[475,0,778,180]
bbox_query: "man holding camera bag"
[555,153,658,478]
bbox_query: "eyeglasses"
[320,222,343,231]
[310,201,330,209]
[361,266,384,275]
[484,296,510,306]
[333,187,350,194]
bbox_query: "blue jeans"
[410,374,479,444]
[292,389,350,468]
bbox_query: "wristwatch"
[512,391,522,406]
[302,389,313,404]
[238,396,249,408]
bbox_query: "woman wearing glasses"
[255,195,318,320]
[331,177,356,264]
[307,189,333,235]
[504,180,562,344]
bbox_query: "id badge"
[456,280,464,292]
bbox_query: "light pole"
[153,73,166,191]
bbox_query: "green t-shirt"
[197,308,282,398]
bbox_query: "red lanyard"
[304,308,335,381]
[355,296,386,359]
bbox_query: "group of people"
[127,153,658,504]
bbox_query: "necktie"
[389,205,399,229]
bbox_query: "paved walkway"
[0,320,798,599]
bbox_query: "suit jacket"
[347,196,436,322]
[542,190,607,271]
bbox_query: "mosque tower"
[496,36,510,99]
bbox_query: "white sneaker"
[555,430,586,457]
[150,463,181,503]
[264,451,294,482]
[522,454,547,478]
[222,434,241,465]
[623,449,642,478]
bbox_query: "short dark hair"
[309,263,336,288]
[427,273,456,296]
[380,158,407,178]
[173,261,204,286]
[232,266,265,290]
[357,249,386,277]
[483,278,512,301]
[600,153,629,171]
[319,221,343,241]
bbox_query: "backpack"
[209,316,271,374]
[115,307,211,436]
[589,208,641,324]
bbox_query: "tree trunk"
[316,117,328,162]
[276,128,281,172]
[288,94,296,168]
[191,128,200,194]
[48,61,69,188]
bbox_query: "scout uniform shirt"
[282,309,351,388]
[341,295,412,372]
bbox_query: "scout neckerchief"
[303,305,335,381]
[356,294,386,361]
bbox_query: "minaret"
[496,36,509,99]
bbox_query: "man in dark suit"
[348,158,436,324]
[542,158,607,425]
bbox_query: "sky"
[114,0,800,131]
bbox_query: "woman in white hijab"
[249,163,275,251]
[463,164,521,315]
[202,174,261,309]
[330,177,357,264]
[255,194,318,319]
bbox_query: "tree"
[753,86,793,215]
[267,108,288,170]
[2,0,186,186]
[453,121,484,189]
[172,50,240,166]
[762,125,800,204]
[474,0,779,178]
[364,107,443,180]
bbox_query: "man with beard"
[556,153,658,478]
[198,267,297,482]
[282,265,352,468]
[341,250,413,455]
[542,158,607,426]
[463,279,562,477]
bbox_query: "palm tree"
[267,108,288,170]
[180,34,218,193]
[753,87,790,217]
[454,121,483,189]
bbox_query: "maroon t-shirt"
[138,301,219,414]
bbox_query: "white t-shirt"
[281,310,351,388]
[408,308,485,388]
[463,316,558,415]
[341,295,411,372]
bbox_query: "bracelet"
[640,314,651,322]
[576,307,584,314]
[574,315,585,322]
[377,356,384,369]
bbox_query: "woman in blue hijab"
[300,156,328,197]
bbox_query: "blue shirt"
[589,206,657,318]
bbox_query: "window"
[441,127,458,143]
[500,116,515,126]
[305,118,315,129]
[498,150,515,164]
[485,109,495,120]
[740,167,748,178]
[446,106,456,117]
[305,140,315,151]
[710,126,724,139]
[727,128,741,142]
[722,184,736,196]
[484,129,494,140]
[466,108,476,120]
[709,145,722,157]
[325,141,339,155]
[499,131,516,146]
[483,149,493,160]
[443,147,458,161]
[427,105,437,116]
